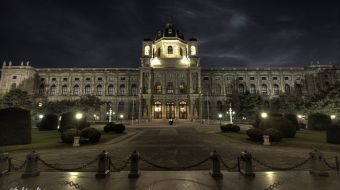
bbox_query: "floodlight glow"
[38,114,44,119]
[261,112,268,118]
[218,114,222,118]
[120,114,124,119]
[151,57,161,65]
[331,115,336,120]
[297,115,303,119]
[75,113,83,120]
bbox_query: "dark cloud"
[0,0,339,68]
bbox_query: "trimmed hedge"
[247,128,263,142]
[220,124,240,133]
[104,122,115,133]
[0,107,31,145]
[308,113,332,131]
[263,128,282,142]
[283,113,299,130]
[113,124,126,133]
[326,124,340,144]
[59,112,90,133]
[37,114,58,131]
[259,117,296,138]
[80,127,101,143]
[61,128,78,144]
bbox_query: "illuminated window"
[168,46,173,54]
[144,46,150,55]
[61,85,67,95]
[190,46,196,55]
[85,85,91,95]
[50,85,57,96]
[250,84,256,94]
[73,85,80,96]
[167,82,174,94]
[273,84,279,95]
[96,85,103,96]
[108,84,114,96]
[119,84,126,95]
[154,82,162,94]
[131,84,137,96]
[262,84,268,95]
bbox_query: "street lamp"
[38,114,44,119]
[120,114,124,124]
[226,103,235,124]
[73,112,83,147]
[218,113,223,126]
[37,102,43,108]
[261,112,268,119]
[331,115,336,120]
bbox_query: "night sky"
[0,0,339,68]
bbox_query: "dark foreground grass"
[219,128,340,152]
[1,128,124,152]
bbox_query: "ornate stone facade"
[0,23,339,122]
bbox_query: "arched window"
[226,84,233,95]
[154,101,162,119]
[190,46,196,55]
[167,46,173,54]
[154,82,162,94]
[179,101,187,119]
[284,84,290,95]
[250,84,256,94]
[108,84,114,96]
[214,84,222,95]
[262,84,268,95]
[144,46,150,56]
[273,84,279,95]
[295,84,302,95]
[179,82,186,94]
[61,85,67,96]
[119,84,126,95]
[118,101,124,114]
[50,85,57,96]
[38,84,45,95]
[238,84,245,94]
[131,84,137,96]
[167,82,174,94]
[73,84,80,96]
[11,83,16,90]
[96,85,103,96]
[84,85,91,95]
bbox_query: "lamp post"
[206,93,210,125]
[261,112,268,119]
[73,113,83,147]
[218,113,222,126]
[226,103,235,124]
[120,114,124,124]
[108,105,113,123]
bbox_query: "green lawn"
[1,128,124,152]
[219,129,340,152]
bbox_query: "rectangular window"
[98,77,103,81]
[203,76,209,80]
[121,77,125,80]
[63,78,67,81]
[284,77,289,80]
[52,78,56,81]
[12,76,17,79]
[86,77,91,81]
[273,77,278,80]
[75,78,79,81]
[238,77,243,80]
[262,77,267,80]
[40,78,45,81]
[249,77,255,80]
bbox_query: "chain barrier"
[322,158,337,170]
[63,181,86,190]
[37,157,98,172]
[140,156,211,171]
[252,157,311,171]
[109,157,131,172]
[9,159,26,171]
[220,158,238,170]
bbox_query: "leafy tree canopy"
[1,89,33,110]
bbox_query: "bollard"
[309,150,329,176]
[21,151,40,178]
[263,135,271,146]
[128,150,140,178]
[95,151,110,179]
[0,153,9,177]
[210,150,223,178]
[239,151,255,177]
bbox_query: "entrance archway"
[179,101,187,119]
[153,101,162,119]
[166,102,175,119]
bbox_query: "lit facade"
[0,23,339,122]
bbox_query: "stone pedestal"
[263,135,271,146]
[73,136,80,147]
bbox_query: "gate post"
[239,151,255,177]
[95,151,110,179]
[210,150,223,178]
[22,151,40,178]
[309,150,329,176]
[128,150,140,178]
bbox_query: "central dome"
[155,23,184,41]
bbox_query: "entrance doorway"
[166,102,175,119]
[179,101,187,119]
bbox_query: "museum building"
[0,23,339,122]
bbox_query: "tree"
[309,84,340,115]
[233,93,264,119]
[1,89,33,110]
[269,95,305,114]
